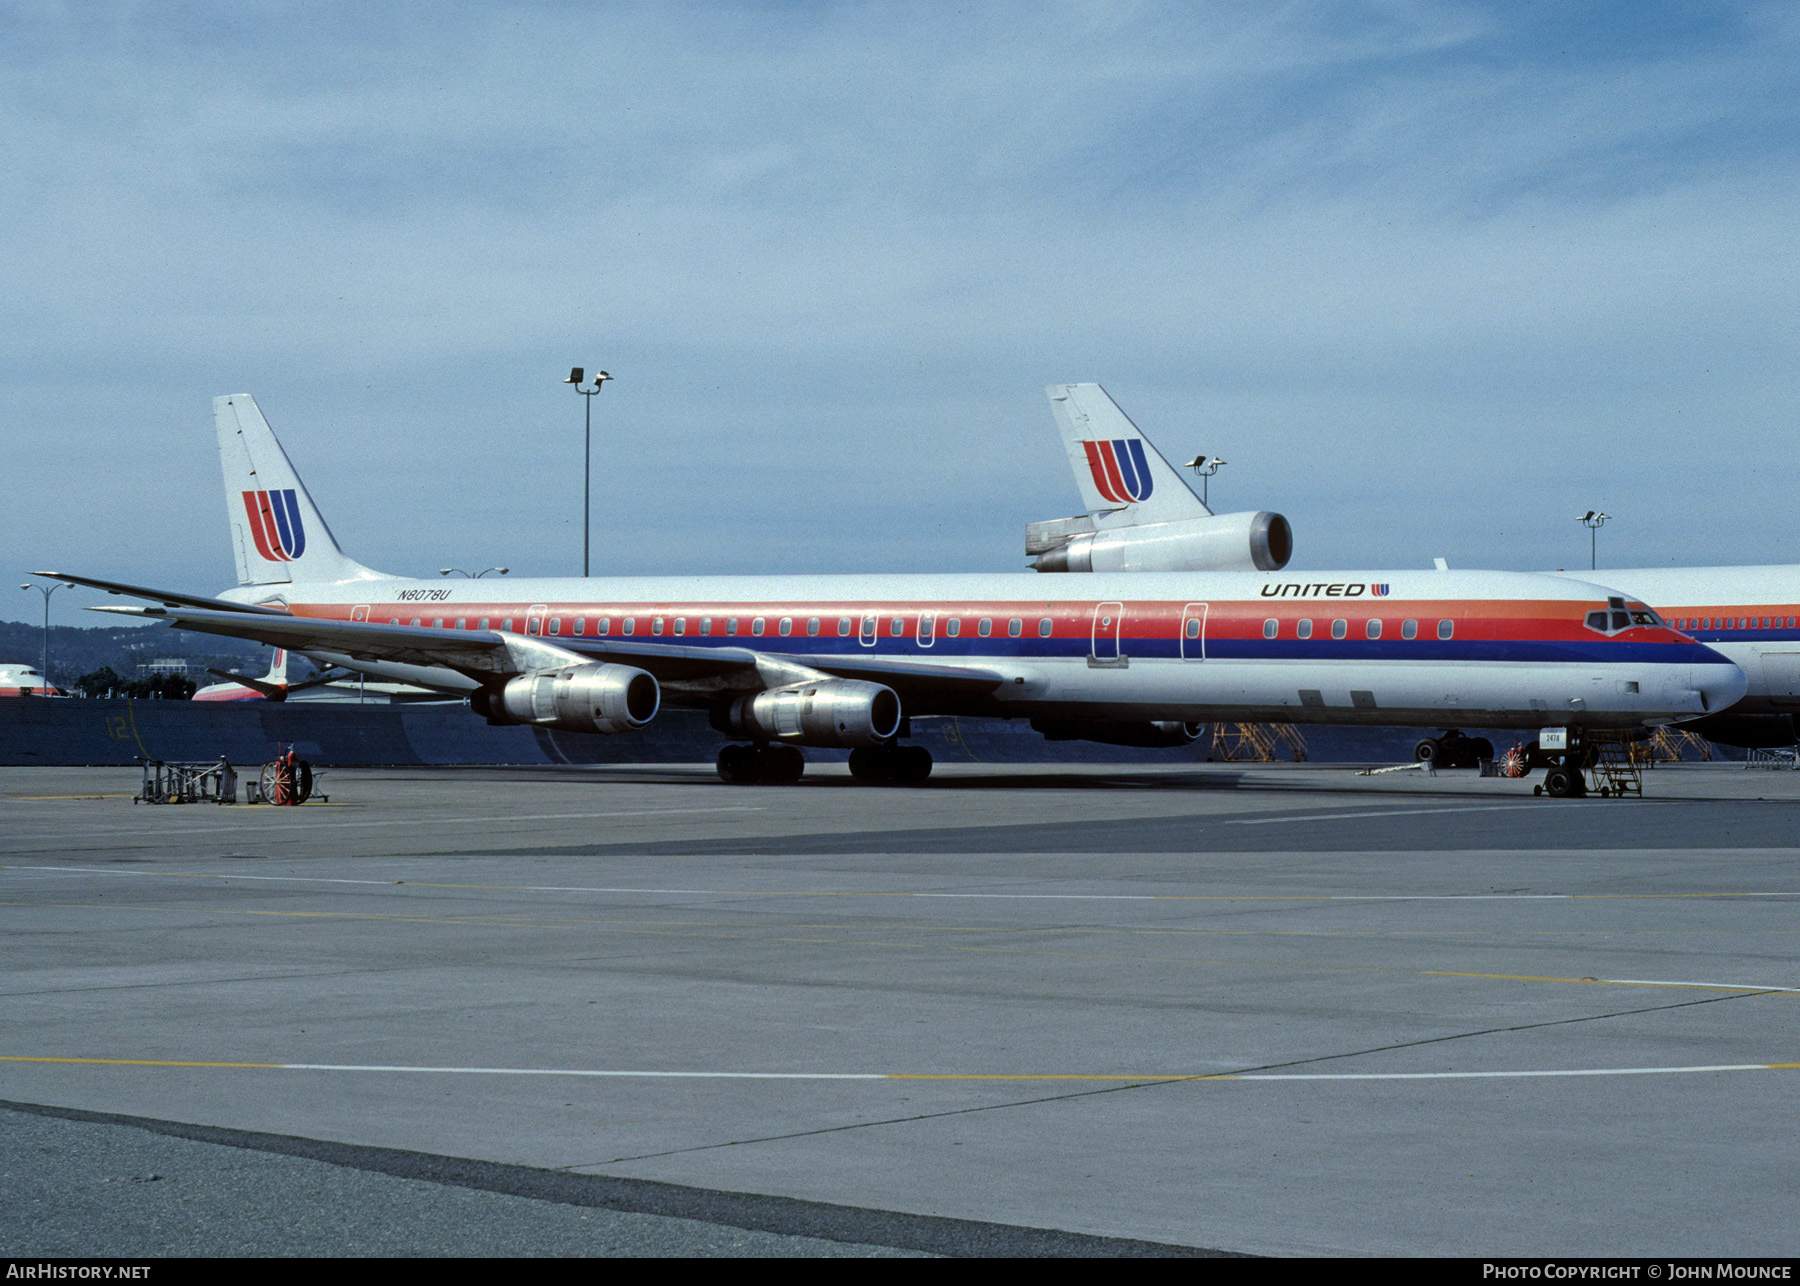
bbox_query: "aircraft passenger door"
[860,613,878,648]
[1092,602,1124,663]
[917,611,936,648]
[527,604,547,636]
[1180,602,1208,660]
[351,605,370,623]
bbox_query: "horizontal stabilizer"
[203,668,289,698]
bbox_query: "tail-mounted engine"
[472,663,660,733]
[713,679,902,748]
[1031,718,1204,748]
[1029,510,1292,573]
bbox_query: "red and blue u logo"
[241,489,306,562]
[1081,439,1154,504]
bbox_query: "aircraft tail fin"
[214,394,387,587]
[1046,384,1212,528]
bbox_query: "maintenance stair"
[1209,723,1309,763]
[1583,730,1644,798]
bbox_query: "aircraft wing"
[564,639,1005,695]
[778,652,1008,697]
[34,571,288,615]
[93,605,534,675]
[90,603,1008,703]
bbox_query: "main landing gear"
[847,744,933,784]
[1413,730,1495,770]
[714,742,934,785]
[716,743,805,785]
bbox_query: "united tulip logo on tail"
[242,489,306,562]
[1081,439,1155,504]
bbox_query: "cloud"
[1,1,1797,627]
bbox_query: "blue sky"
[3,1,1796,628]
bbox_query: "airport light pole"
[1185,456,1226,508]
[19,581,77,689]
[1578,511,1611,570]
[439,567,509,578]
[562,367,612,577]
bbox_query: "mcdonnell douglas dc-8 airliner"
[1029,383,1800,751]
[38,394,1744,793]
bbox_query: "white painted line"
[0,805,764,844]
[1323,894,1570,900]
[908,892,1157,900]
[284,1064,888,1079]
[1227,804,1566,826]
[12,867,1800,907]
[7,1056,1794,1083]
[5,867,749,895]
[1234,1064,1775,1081]
[1602,978,1800,993]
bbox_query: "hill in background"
[0,618,305,688]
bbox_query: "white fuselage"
[0,664,58,696]
[1556,566,1800,714]
[221,567,1746,732]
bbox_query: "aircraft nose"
[1686,659,1749,714]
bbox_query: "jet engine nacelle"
[716,679,903,748]
[478,663,660,733]
[1030,718,1205,748]
[1029,510,1292,573]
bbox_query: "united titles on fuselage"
[1259,582,1387,598]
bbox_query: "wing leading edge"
[89,601,1007,706]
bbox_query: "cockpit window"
[1587,605,1666,635]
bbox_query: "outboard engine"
[1030,718,1205,748]
[1029,510,1292,573]
[714,679,902,748]
[473,663,660,733]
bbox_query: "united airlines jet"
[1029,383,1797,750]
[38,393,1744,791]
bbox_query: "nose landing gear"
[1538,765,1587,798]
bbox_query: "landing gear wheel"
[895,745,933,783]
[847,747,887,782]
[846,744,932,784]
[755,744,805,785]
[717,744,758,784]
[1471,737,1495,763]
[1414,738,1441,764]
[1544,766,1579,798]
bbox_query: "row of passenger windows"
[391,613,1056,639]
[1255,617,1453,640]
[387,612,1459,641]
[1676,615,1794,631]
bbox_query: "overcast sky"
[4,1,1796,628]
